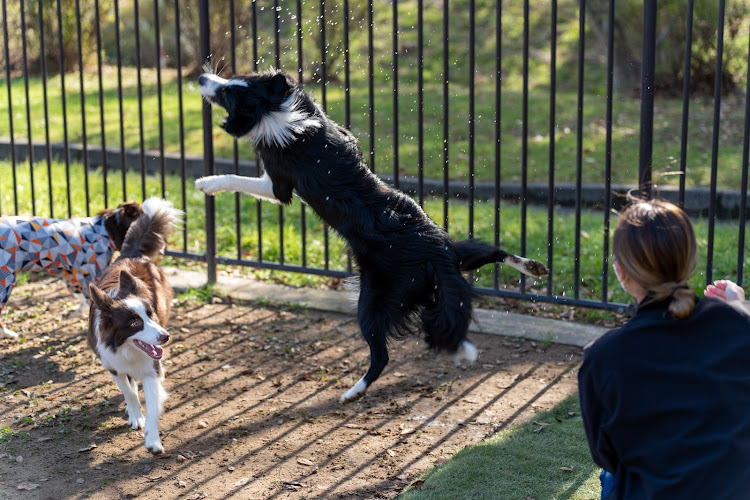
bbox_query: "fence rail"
[1,0,748,313]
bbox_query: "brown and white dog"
[87,198,181,454]
[0,201,143,339]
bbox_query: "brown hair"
[613,197,697,319]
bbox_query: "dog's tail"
[119,197,183,259]
[454,239,549,277]
[420,261,475,357]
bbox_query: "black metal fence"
[1,0,749,313]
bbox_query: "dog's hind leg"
[110,372,145,430]
[141,376,167,454]
[0,275,17,339]
[340,289,392,404]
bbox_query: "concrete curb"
[163,267,607,348]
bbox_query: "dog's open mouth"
[133,339,164,359]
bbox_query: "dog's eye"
[130,319,141,328]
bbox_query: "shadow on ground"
[0,276,583,499]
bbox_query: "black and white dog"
[87,198,181,454]
[196,69,548,403]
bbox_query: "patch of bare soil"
[0,276,583,499]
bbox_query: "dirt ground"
[0,276,584,500]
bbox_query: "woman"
[578,198,750,499]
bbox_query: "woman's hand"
[704,280,747,302]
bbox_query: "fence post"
[638,0,657,198]
[199,0,217,283]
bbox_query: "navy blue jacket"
[579,296,750,499]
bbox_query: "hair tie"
[669,284,690,299]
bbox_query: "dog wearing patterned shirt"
[0,200,144,339]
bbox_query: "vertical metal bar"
[75,0,90,216]
[296,0,306,268]
[602,0,615,303]
[344,0,353,273]
[417,0,424,206]
[367,0,375,173]
[546,0,557,296]
[230,0,242,261]
[320,0,329,270]
[275,0,284,266]
[737,20,750,287]
[1,0,18,214]
[392,0,399,190]
[94,0,108,208]
[469,0,475,242]
[114,0,127,200]
[20,0,36,214]
[678,0,695,207]
[134,0,146,200]
[706,0,726,285]
[252,0,262,263]
[199,0,216,283]
[494,0,502,290]
[153,0,165,199]
[638,0,657,198]
[573,0,585,299]
[520,0,528,292]
[174,0,187,252]
[55,0,70,216]
[37,0,54,217]
[442,0,449,230]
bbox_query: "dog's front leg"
[195,172,281,204]
[110,372,145,430]
[141,376,167,454]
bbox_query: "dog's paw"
[524,259,549,278]
[128,413,146,430]
[195,176,222,195]
[144,435,164,455]
[339,378,368,404]
[454,340,478,365]
[0,327,18,340]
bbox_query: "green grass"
[1,67,747,190]
[398,395,600,500]
[2,158,748,308]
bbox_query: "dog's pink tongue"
[134,339,164,359]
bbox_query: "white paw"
[454,340,478,365]
[128,413,146,430]
[340,378,368,404]
[144,433,164,454]
[195,176,221,195]
[0,327,18,339]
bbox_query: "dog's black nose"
[198,75,208,86]
[158,333,170,344]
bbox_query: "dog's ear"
[118,270,137,296]
[89,284,113,310]
[270,72,293,99]
[119,201,142,220]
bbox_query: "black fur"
[198,69,549,402]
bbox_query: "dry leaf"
[241,369,254,375]
[234,477,250,487]
[78,443,97,453]
[410,480,425,488]
[17,482,39,490]
[296,457,314,466]
[559,466,574,472]
[400,428,416,435]
[36,437,53,442]
[197,420,208,429]
[175,478,187,488]
[386,449,396,457]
